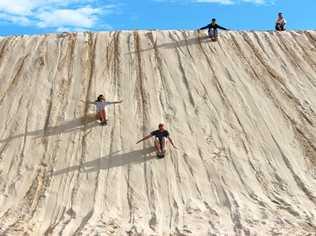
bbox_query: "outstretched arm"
[168,137,176,148]
[81,100,96,105]
[136,134,152,144]
[108,100,123,105]
[199,24,210,30]
[217,25,228,30]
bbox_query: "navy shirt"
[200,23,227,31]
[151,130,170,140]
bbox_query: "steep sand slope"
[0,30,315,235]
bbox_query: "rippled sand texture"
[0,30,316,235]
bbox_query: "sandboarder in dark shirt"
[275,12,286,31]
[199,18,228,41]
[136,123,176,157]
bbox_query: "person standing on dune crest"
[275,12,286,31]
[136,123,176,158]
[198,18,228,41]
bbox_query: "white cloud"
[37,7,102,29]
[0,0,117,31]
[0,0,32,15]
[0,0,81,15]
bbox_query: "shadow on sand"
[52,147,156,176]
[127,35,211,54]
[0,114,98,143]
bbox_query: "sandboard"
[97,119,108,126]
[157,149,166,158]
[210,36,218,42]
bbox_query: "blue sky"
[0,0,315,36]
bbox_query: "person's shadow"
[127,35,211,54]
[0,114,98,143]
[52,147,156,176]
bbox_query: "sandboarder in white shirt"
[95,94,122,125]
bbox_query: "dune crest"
[0,30,315,235]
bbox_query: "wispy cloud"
[0,0,117,31]
[0,12,31,25]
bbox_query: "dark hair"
[212,18,216,22]
[158,123,164,128]
[97,94,104,102]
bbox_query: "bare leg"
[160,139,165,153]
[96,112,102,121]
[104,111,107,121]
[154,139,162,154]
[161,138,168,155]
[100,110,106,122]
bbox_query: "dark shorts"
[275,23,285,31]
[154,137,167,147]
[208,29,218,38]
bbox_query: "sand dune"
[0,30,315,235]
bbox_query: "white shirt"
[95,100,111,112]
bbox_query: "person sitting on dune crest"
[275,12,286,31]
[95,95,122,125]
[136,123,176,158]
[198,18,228,41]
